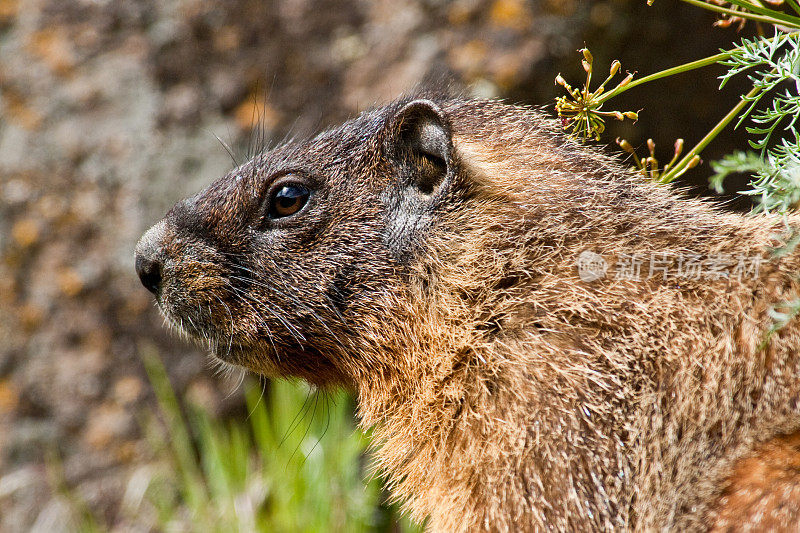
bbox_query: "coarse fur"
[136,93,800,531]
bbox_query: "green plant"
[556,0,800,197]
[43,448,102,533]
[134,344,420,532]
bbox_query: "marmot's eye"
[268,184,310,219]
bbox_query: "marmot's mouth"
[157,301,285,375]
[157,298,233,348]
[154,285,338,382]
[209,338,290,380]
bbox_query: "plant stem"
[678,0,800,27]
[598,31,798,105]
[660,83,763,183]
[597,51,733,104]
[786,0,800,17]
[723,0,800,27]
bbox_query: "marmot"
[135,94,800,531]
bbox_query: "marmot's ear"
[385,99,453,197]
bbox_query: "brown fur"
[136,95,800,531]
[711,432,800,532]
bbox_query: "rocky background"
[0,0,756,530]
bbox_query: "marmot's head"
[135,98,478,384]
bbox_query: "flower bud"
[686,155,702,169]
[582,48,593,64]
[616,138,635,154]
[609,60,621,77]
[623,111,638,120]
[647,139,655,154]
[618,73,634,88]
[674,138,684,156]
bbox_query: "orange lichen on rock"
[0,0,18,24]
[11,218,40,248]
[233,90,281,132]
[0,380,19,415]
[27,28,77,76]
[2,89,43,131]
[489,0,532,30]
[57,267,84,298]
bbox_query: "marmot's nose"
[135,253,162,294]
[135,220,167,295]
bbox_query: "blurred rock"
[0,0,751,528]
